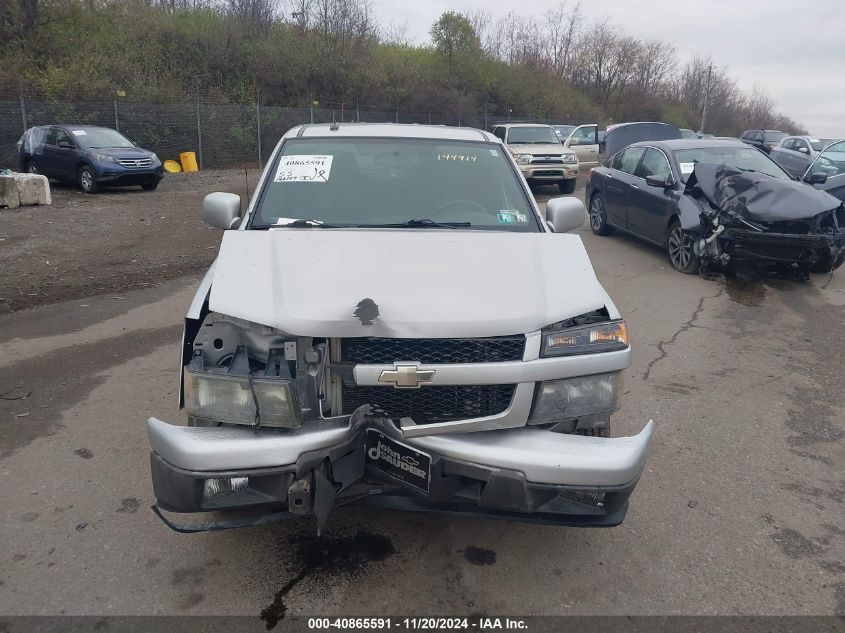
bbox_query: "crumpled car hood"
[687,163,842,222]
[208,229,613,338]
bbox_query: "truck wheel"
[25,161,38,175]
[667,220,700,274]
[810,251,845,273]
[78,165,99,193]
[558,178,576,194]
[589,193,614,235]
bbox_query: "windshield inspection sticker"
[679,162,695,175]
[497,210,528,224]
[274,155,333,183]
[72,130,87,136]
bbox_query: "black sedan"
[585,139,845,274]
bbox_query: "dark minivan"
[18,125,163,193]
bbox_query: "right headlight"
[541,320,628,357]
[183,367,301,428]
[94,153,119,164]
[516,154,532,164]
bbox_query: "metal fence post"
[20,93,27,132]
[113,95,119,132]
[196,88,204,170]
[256,89,262,169]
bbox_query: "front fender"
[677,195,705,233]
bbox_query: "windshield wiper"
[275,219,343,228]
[362,218,471,229]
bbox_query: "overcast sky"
[376,0,844,136]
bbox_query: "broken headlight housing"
[541,319,628,357]
[183,367,301,428]
[528,372,622,424]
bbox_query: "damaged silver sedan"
[147,123,654,533]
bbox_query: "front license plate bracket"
[364,429,432,493]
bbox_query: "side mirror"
[202,192,242,229]
[798,146,809,154]
[569,137,579,146]
[645,174,673,188]
[57,140,73,149]
[807,172,828,184]
[545,197,585,233]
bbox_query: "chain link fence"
[0,89,557,171]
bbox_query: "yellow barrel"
[180,151,198,172]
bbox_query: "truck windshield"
[674,146,791,183]
[251,138,540,231]
[507,127,560,144]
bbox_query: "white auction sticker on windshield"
[679,162,695,175]
[274,155,333,183]
[72,130,87,136]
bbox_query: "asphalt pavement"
[1,178,843,618]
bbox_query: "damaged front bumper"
[713,226,845,267]
[148,410,654,531]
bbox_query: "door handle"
[631,184,639,190]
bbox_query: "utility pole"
[700,63,714,134]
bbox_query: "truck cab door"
[566,125,599,167]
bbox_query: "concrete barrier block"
[33,174,51,205]
[0,175,20,209]
[16,174,40,205]
[0,173,52,208]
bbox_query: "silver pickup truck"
[147,123,654,532]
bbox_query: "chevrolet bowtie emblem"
[378,365,436,389]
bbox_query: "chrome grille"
[341,336,525,364]
[119,158,152,168]
[530,155,564,164]
[341,384,516,423]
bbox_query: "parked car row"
[769,136,842,178]
[586,122,845,276]
[18,125,163,193]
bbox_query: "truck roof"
[285,122,496,143]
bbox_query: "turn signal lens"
[542,320,628,357]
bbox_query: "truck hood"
[208,229,612,338]
[508,143,568,155]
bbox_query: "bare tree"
[543,1,582,79]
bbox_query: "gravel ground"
[0,169,260,315]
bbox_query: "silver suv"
[147,123,653,533]
[492,123,579,193]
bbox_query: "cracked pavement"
[0,177,843,617]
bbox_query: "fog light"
[203,476,249,501]
[559,490,605,507]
